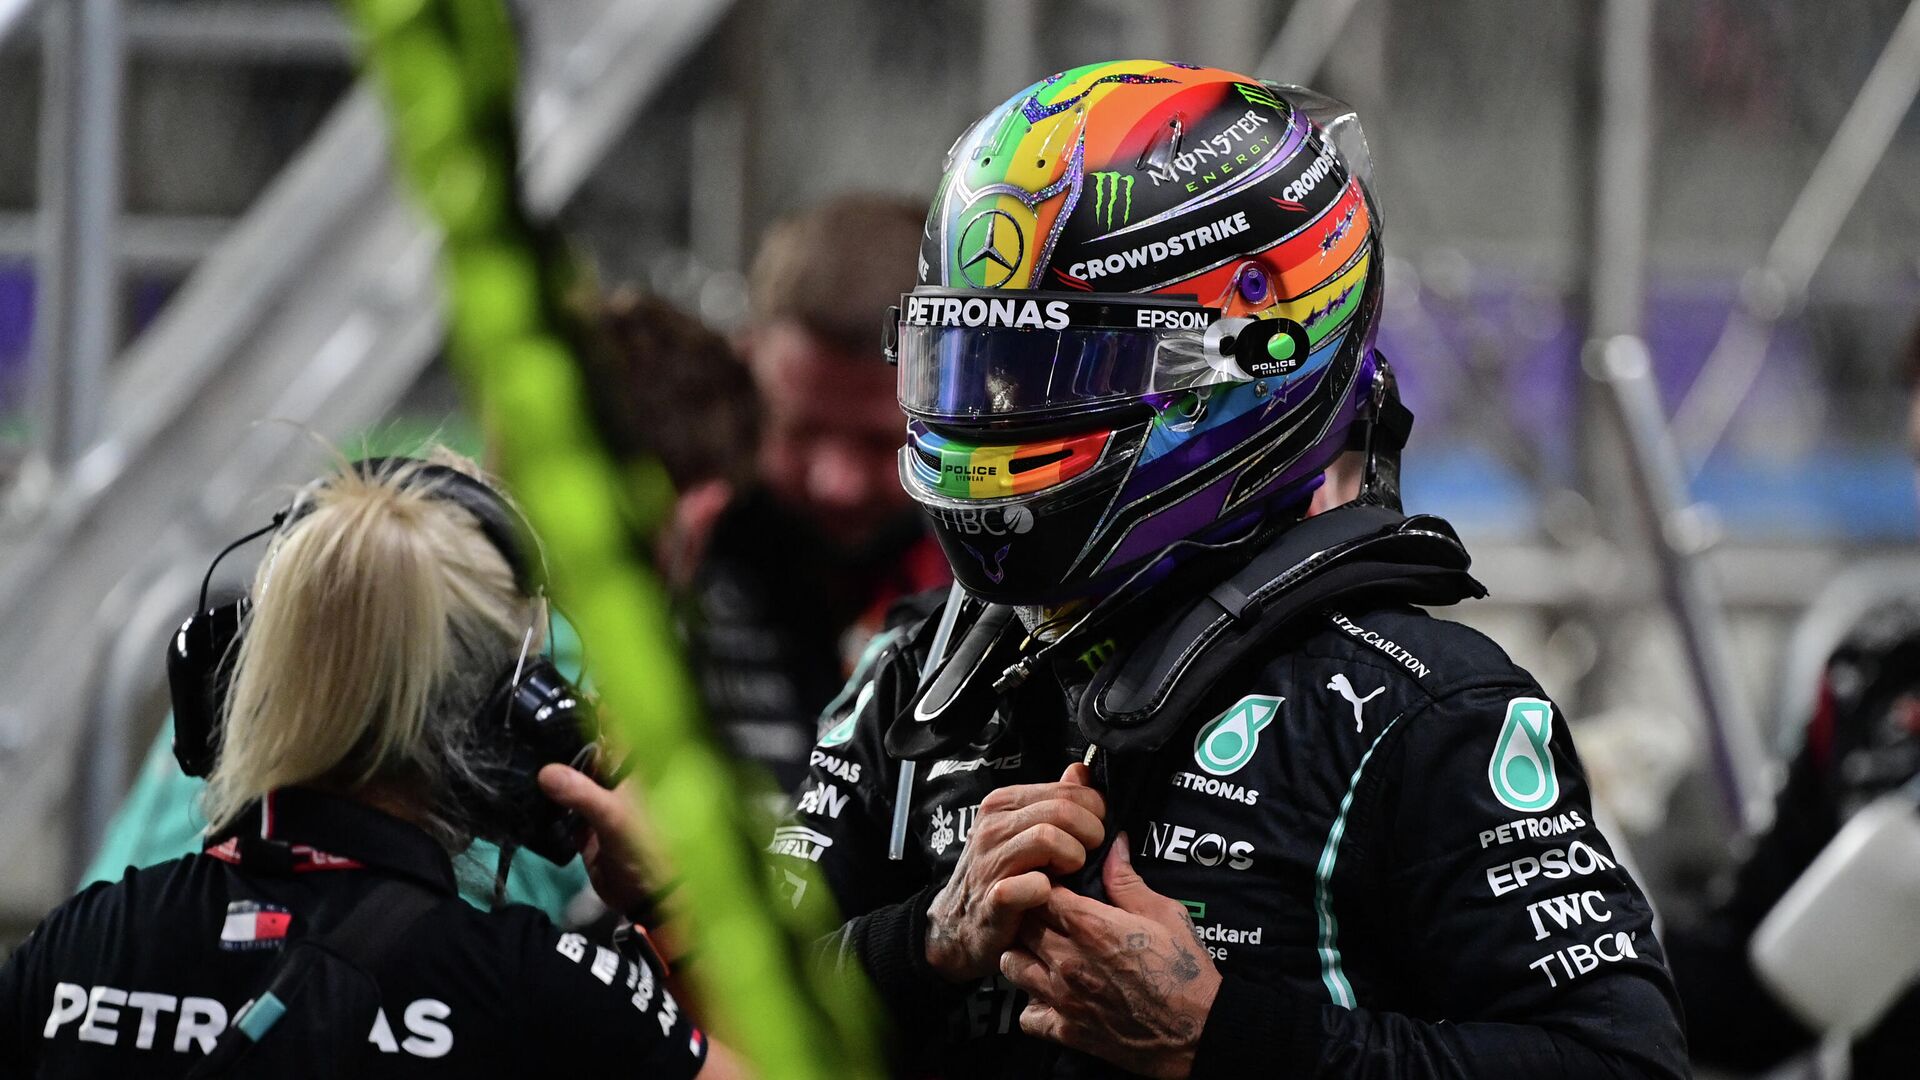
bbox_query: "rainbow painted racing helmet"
[890,61,1388,604]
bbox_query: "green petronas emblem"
[818,683,872,748]
[819,713,857,748]
[1091,171,1133,229]
[1193,695,1282,776]
[1489,697,1560,812]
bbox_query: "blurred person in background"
[0,455,733,1077]
[773,63,1687,1079]
[692,193,949,795]
[587,288,760,592]
[1667,322,1920,1078]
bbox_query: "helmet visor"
[892,288,1230,423]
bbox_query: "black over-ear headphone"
[166,457,601,864]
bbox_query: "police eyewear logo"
[1192,694,1281,776]
[1090,171,1133,229]
[1242,318,1311,380]
[927,504,1034,536]
[957,208,1025,288]
[1489,697,1560,812]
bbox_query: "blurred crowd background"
[0,0,1917,1073]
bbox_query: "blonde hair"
[203,451,542,849]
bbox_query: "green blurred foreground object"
[338,1,879,1075]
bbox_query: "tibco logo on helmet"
[925,504,1035,537]
[899,60,1389,605]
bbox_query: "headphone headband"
[285,457,546,596]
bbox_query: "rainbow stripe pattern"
[909,423,1111,499]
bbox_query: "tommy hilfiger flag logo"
[220,900,292,951]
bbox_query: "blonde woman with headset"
[1,454,742,1079]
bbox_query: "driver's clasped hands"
[924,763,1223,1077]
[924,763,1108,981]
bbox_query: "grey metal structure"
[30,0,123,473]
[1254,0,1361,84]
[1672,0,1920,474]
[1575,0,1776,836]
[0,0,732,920]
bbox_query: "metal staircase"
[0,0,732,920]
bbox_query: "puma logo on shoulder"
[1327,673,1385,732]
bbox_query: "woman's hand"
[537,763,659,917]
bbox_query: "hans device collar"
[165,457,601,864]
[885,505,1484,761]
[1077,504,1484,752]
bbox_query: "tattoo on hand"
[1125,932,1150,951]
[1170,945,1201,983]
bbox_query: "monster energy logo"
[1235,82,1283,110]
[1091,171,1133,229]
[1077,638,1117,675]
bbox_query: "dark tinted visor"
[892,288,1225,423]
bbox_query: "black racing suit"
[1667,600,1920,1078]
[772,510,1689,1078]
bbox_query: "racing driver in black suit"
[768,61,1690,1079]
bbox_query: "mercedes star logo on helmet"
[958,208,1025,288]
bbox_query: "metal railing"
[0,0,734,917]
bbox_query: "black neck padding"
[885,504,1485,761]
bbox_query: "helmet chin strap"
[1014,598,1094,641]
[1353,351,1413,512]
